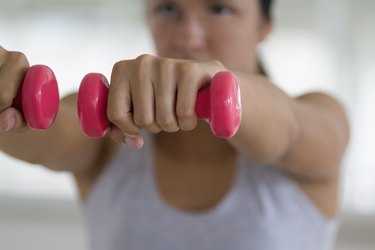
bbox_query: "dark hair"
[260,0,273,20]
[258,0,273,76]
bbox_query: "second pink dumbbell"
[77,71,241,138]
[12,65,59,130]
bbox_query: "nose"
[175,15,207,55]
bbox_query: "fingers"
[155,58,179,132]
[176,63,201,131]
[0,50,29,113]
[0,107,27,133]
[109,126,144,149]
[108,60,141,136]
[0,48,29,132]
[107,55,225,145]
[132,55,161,134]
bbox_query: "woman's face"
[146,0,271,73]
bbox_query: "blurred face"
[146,0,271,73]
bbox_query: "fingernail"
[119,136,127,144]
[125,137,140,150]
[2,116,15,132]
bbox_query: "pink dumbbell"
[77,71,241,138]
[12,65,59,130]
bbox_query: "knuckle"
[134,113,154,128]
[136,54,154,69]
[109,128,125,144]
[210,59,224,68]
[111,61,125,78]
[160,58,174,73]
[108,109,140,135]
[178,61,197,75]
[9,51,28,66]
[177,105,195,122]
[177,104,197,131]
[147,125,162,134]
[135,54,155,82]
[136,54,154,62]
[159,59,175,85]
[180,121,196,131]
[107,109,127,125]
[157,113,176,129]
[0,46,7,58]
[0,91,14,108]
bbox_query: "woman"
[0,0,349,249]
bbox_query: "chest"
[153,148,238,213]
[86,140,335,250]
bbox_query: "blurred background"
[0,0,374,249]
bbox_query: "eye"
[209,4,233,16]
[154,2,180,17]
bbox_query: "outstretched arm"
[229,72,350,217]
[0,47,113,200]
[230,73,349,181]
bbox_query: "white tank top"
[82,132,338,250]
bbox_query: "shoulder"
[283,91,350,218]
[296,91,347,112]
[290,91,350,172]
[296,92,350,133]
[295,91,350,165]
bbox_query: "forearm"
[229,72,349,180]
[0,116,61,165]
[0,94,105,174]
[229,73,299,165]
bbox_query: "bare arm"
[229,73,350,216]
[0,93,113,199]
[91,55,349,216]
[104,54,350,185]
[230,73,349,177]
[0,47,113,200]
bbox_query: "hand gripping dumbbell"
[77,71,241,138]
[11,65,59,129]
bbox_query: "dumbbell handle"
[77,71,241,138]
[11,65,59,130]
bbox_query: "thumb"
[0,107,28,133]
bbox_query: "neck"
[154,121,237,162]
